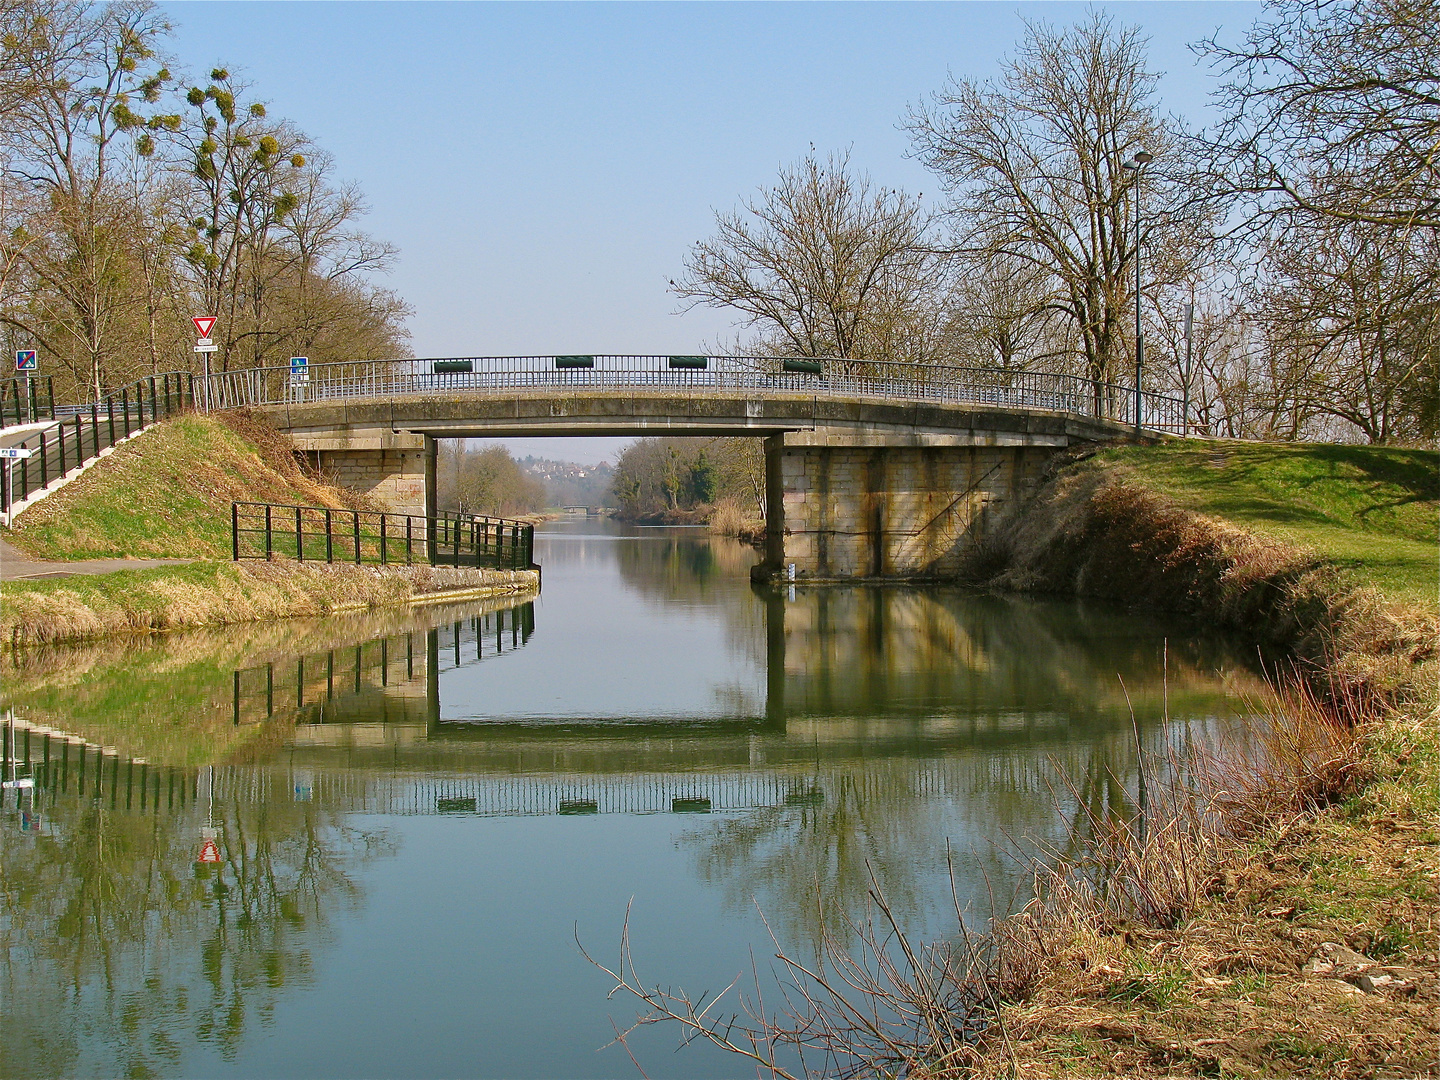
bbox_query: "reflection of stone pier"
[764,585,1253,726]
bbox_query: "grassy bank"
[0,410,547,645]
[1,560,538,648]
[978,440,1437,705]
[2,410,362,561]
[959,441,1438,1077]
[1086,441,1437,606]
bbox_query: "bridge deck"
[203,354,1186,437]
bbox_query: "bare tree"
[0,0,174,398]
[908,12,1213,403]
[437,442,545,516]
[939,244,1067,371]
[673,151,939,362]
[1251,216,1437,442]
[1196,0,1440,234]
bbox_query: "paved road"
[0,538,192,581]
[0,420,58,449]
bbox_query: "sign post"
[192,318,218,411]
[289,356,309,402]
[1182,303,1194,437]
[15,350,37,422]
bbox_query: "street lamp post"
[1121,149,1153,439]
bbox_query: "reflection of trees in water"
[0,770,393,1077]
[610,529,761,599]
[677,716,1229,958]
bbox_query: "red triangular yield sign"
[197,838,221,863]
[192,316,217,339]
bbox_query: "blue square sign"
[15,350,37,371]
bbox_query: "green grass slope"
[1099,440,1438,606]
[2,412,359,561]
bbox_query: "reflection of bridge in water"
[2,726,1143,826]
[3,582,1248,824]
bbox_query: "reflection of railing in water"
[2,752,1057,819]
[6,705,1122,820]
[0,715,202,815]
[335,759,1017,817]
[230,603,537,726]
[433,603,536,672]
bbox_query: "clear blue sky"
[163,1,1259,462]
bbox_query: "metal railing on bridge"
[1,375,55,428]
[1,372,196,519]
[231,501,535,570]
[199,354,1191,434]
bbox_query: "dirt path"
[0,538,192,581]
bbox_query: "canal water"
[0,520,1262,1078]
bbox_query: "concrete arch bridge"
[204,354,1186,581]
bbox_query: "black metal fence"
[231,501,535,570]
[1,372,195,519]
[1,376,55,428]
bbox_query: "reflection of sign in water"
[293,769,313,802]
[197,838,221,863]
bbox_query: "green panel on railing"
[433,360,473,373]
[667,355,708,369]
[782,359,823,375]
[554,355,595,368]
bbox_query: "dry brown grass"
[211,408,377,511]
[710,497,767,543]
[975,701,1438,1079]
[0,560,538,648]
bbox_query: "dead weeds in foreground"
[975,682,1436,1080]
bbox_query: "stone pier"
[759,431,1059,581]
[289,429,436,519]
